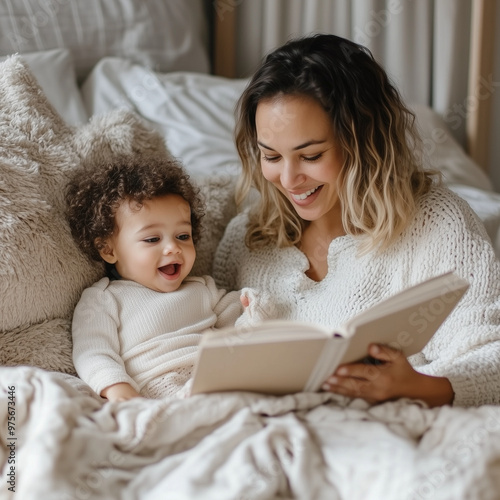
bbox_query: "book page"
[198,320,332,347]
[303,336,349,391]
[191,337,333,395]
[343,271,467,328]
[339,272,469,364]
[191,337,328,394]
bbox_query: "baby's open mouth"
[159,263,180,276]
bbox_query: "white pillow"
[0,0,209,82]
[0,49,88,126]
[411,103,493,192]
[82,57,247,178]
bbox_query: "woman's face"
[255,94,344,228]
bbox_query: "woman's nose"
[280,159,305,189]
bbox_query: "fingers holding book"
[321,343,443,405]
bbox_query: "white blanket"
[2,366,500,499]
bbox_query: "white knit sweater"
[213,185,500,407]
[72,275,243,398]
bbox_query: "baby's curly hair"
[66,153,204,262]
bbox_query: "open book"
[190,271,469,396]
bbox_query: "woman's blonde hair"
[235,34,437,253]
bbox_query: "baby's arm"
[72,282,141,398]
[201,276,244,328]
[202,276,277,328]
[101,382,142,402]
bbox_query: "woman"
[213,34,500,408]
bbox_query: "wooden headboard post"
[212,0,237,78]
[467,0,496,172]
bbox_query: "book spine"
[303,337,348,392]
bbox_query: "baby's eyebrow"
[135,220,192,234]
[135,223,160,234]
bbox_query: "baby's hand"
[101,382,142,402]
[237,288,278,325]
[240,294,250,308]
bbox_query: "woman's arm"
[405,192,500,406]
[325,189,500,407]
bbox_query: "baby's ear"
[95,238,117,264]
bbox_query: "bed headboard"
[212,1,496,173]
[467,0,496,171]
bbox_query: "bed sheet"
[81,58,246,179]
[2,366,500,500]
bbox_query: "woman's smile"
[290,185,323,203]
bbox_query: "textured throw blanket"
[1,366,500,500]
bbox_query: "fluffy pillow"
[0,56,178,373]
[190,174,237,278]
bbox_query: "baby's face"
[103,194,196,292]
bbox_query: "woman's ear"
[95,238,118,264]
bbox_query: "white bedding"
[3,367,500,500]
[81,58,247,178]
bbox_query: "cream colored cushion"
[0,56,235,373]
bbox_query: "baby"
[66,153,267,402]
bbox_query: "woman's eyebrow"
[257,141,274,150]
[257,139,327,151]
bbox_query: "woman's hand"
[101,382,142,402]
[322,343,454,408]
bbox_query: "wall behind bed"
[213,0,499,191]
[0,0,211,81]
